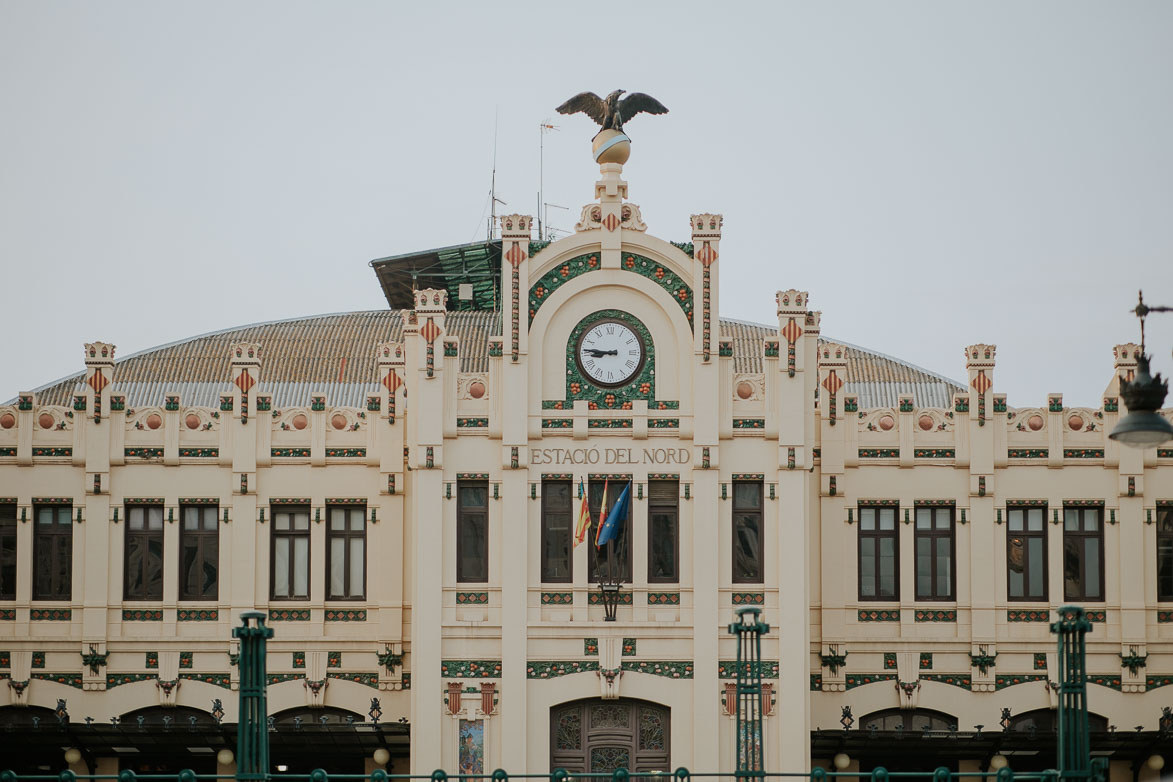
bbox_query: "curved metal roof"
[24,310,964,410]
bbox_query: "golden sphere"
[593,129,631,165]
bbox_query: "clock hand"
[584,349,619,357]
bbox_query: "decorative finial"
[556,89,669,165]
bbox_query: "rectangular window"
[272,507,310,600]
[125,505,164,600]
[179,505,219,601]
[858,505,898,600]
[1064,506,1103,601]
[457,481,489,583]
[915,506,954,600]
[327,506,366,599]
[1007,507,1047,601]
[647,479,679,583]
[1159,507,1173,602]
[541,480,572,583]
[732,481,763,584]
[33,505,72,600]
[0,503,16,600]
[589,479,632,582]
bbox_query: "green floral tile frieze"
[844,673,896,690]
[1157,449,1172,458]
[1147,675,1173,689]
[328,652,342,668]
[588,419,633,429]
[914,449,955,458]
[108,673,157,688]
[718,660,779,679]
[177,608,218,622]
[33,447,73,457]
[920,673,971,690]
[272,448,311,458]
[267,673,304,685]
[325,448,367,458]
[31,652,45,669]
[30,609,71,622]
[325,609,366,622]
[0,651,9,668]
[122,609,163,622]
[268,609,311,621]
[732,419,764,429]
[647,592,680,605]
[527,660,600,679]
[179,448,219,458]
[145,652,158,669]
[859,448,900,458]
[914,609,956,623]
[1064,448,1104,459]
[542,418,573,429]
[883,653,897,670]
[622,660,693,679]
[621,638,636,656]
[858,609,900,622]
[456,592,489,604]
[919,653,933,670]
[178,652,193,669]
[441,660,501,678]
[456,418,489,429]
[1158,610,1173,623]
[327,671,379,688]
[1007,609,1049,622]
[124,448,163,459]
[1034,653,1048,670]
[584,638,599,656]
[1086,610,1106,623]
[810,673,822,690]
[648,419,679,428]
[529,253,601,325]
[0,609,14,621]
[994,674,1047,690]
[670,241,694,258]
[292,652,306,669]
[0,448,17,457]
[31,672,82,688]
[1008,449,1048,458]
[731,592,764,605]
[179,673,230,688]
[541,592,573,605]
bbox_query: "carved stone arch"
[550,696,670,773]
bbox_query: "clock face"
[575,319,645,388]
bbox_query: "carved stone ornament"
[575,203,647,233]
[458,374,490,401]
[597,667,622,700]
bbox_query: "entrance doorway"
[550,698,670,773]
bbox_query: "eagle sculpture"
[556,90,669,137]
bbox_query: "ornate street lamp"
[1109,291,1173,447]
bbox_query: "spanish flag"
[573,478,591,546]
[593,478,611,548]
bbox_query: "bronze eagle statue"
[556,90,669,137]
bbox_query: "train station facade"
[0,161,1171,780]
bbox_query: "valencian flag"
[573,478,592,546]
[595,481,631,548]
[592,478,609,546]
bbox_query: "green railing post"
[234,611,274,782]
[1051,606,1096,782]
[729,606,769,780]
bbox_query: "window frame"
[914,506,955,601]
[1063,506,1105,602]
[1158,507,1173,602]
[732,480,764,585]
[589,479,633,583]
[32,504,73,601]
[270,506,311,601]
[1006,506,1048,602]
[178,504,219,601]
[0,503,16,601]
[647,479,680,584]
[857,505,900,601]
[456,480,489,584]
[541,480,573,584]
[124,504,165,601]
[325,505,367,600]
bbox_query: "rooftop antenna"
[488,109,507,241]
[544,202,569,241]
[539,119,558,241]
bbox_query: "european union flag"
[595,482,631,548]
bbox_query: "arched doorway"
[550,698,669,773]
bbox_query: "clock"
[575,318,646,388]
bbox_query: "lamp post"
[1109,291,1173,447]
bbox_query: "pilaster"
[964,344,997,642]
[81,342,115,646]
[408,289,447,773]
[1112,343,1147,640]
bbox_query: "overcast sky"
[2,2,1171,407]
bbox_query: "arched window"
[270,706,366,726]
[859,708,958,731]
[120,705,217,728]
[1009,709,1108,733]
